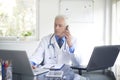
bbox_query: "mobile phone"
[64,25,69,39]
[66,25,69,30]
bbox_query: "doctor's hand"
[64,29,73,47]
[30,61,38,69]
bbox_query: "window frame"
[0,0,40,42]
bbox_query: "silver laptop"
[86,45,119,71]
[0,50,49,76]
[71,45,119,75]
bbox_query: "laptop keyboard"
[45,71,63,78]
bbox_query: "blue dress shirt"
[55,35,75,53]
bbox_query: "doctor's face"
[54,18,66,38]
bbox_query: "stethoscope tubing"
[48,34,67,59]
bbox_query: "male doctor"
[30,15,79,68]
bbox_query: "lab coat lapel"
[51,35,60,49]
[52,35,66,50]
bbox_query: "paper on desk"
[41,64,64,70]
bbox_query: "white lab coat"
[30,34,79,66]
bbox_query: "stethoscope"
[47,34,67,59]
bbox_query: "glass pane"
[0,0,36,41]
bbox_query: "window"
[0,0,38,41]
[112,0,120,44]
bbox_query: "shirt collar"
[55,35,65,42]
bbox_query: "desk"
[12,65,76,80]
[71,66,116,80]
[0,65,116,80]
[82,70,116,80]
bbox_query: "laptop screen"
[87,46,119,71]
[0,50,33,75]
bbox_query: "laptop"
[0,50,49,76]
[86,45,119,71]
[72,45,119,72]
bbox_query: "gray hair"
[55,15,69,26]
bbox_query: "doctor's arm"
[65,29,80,66]
[64,29,75,53]
[30,39,45,68]
[70,39,80,67]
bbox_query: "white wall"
[39,0,59,39]
[0,42,39,57]
[0,0,108,58]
